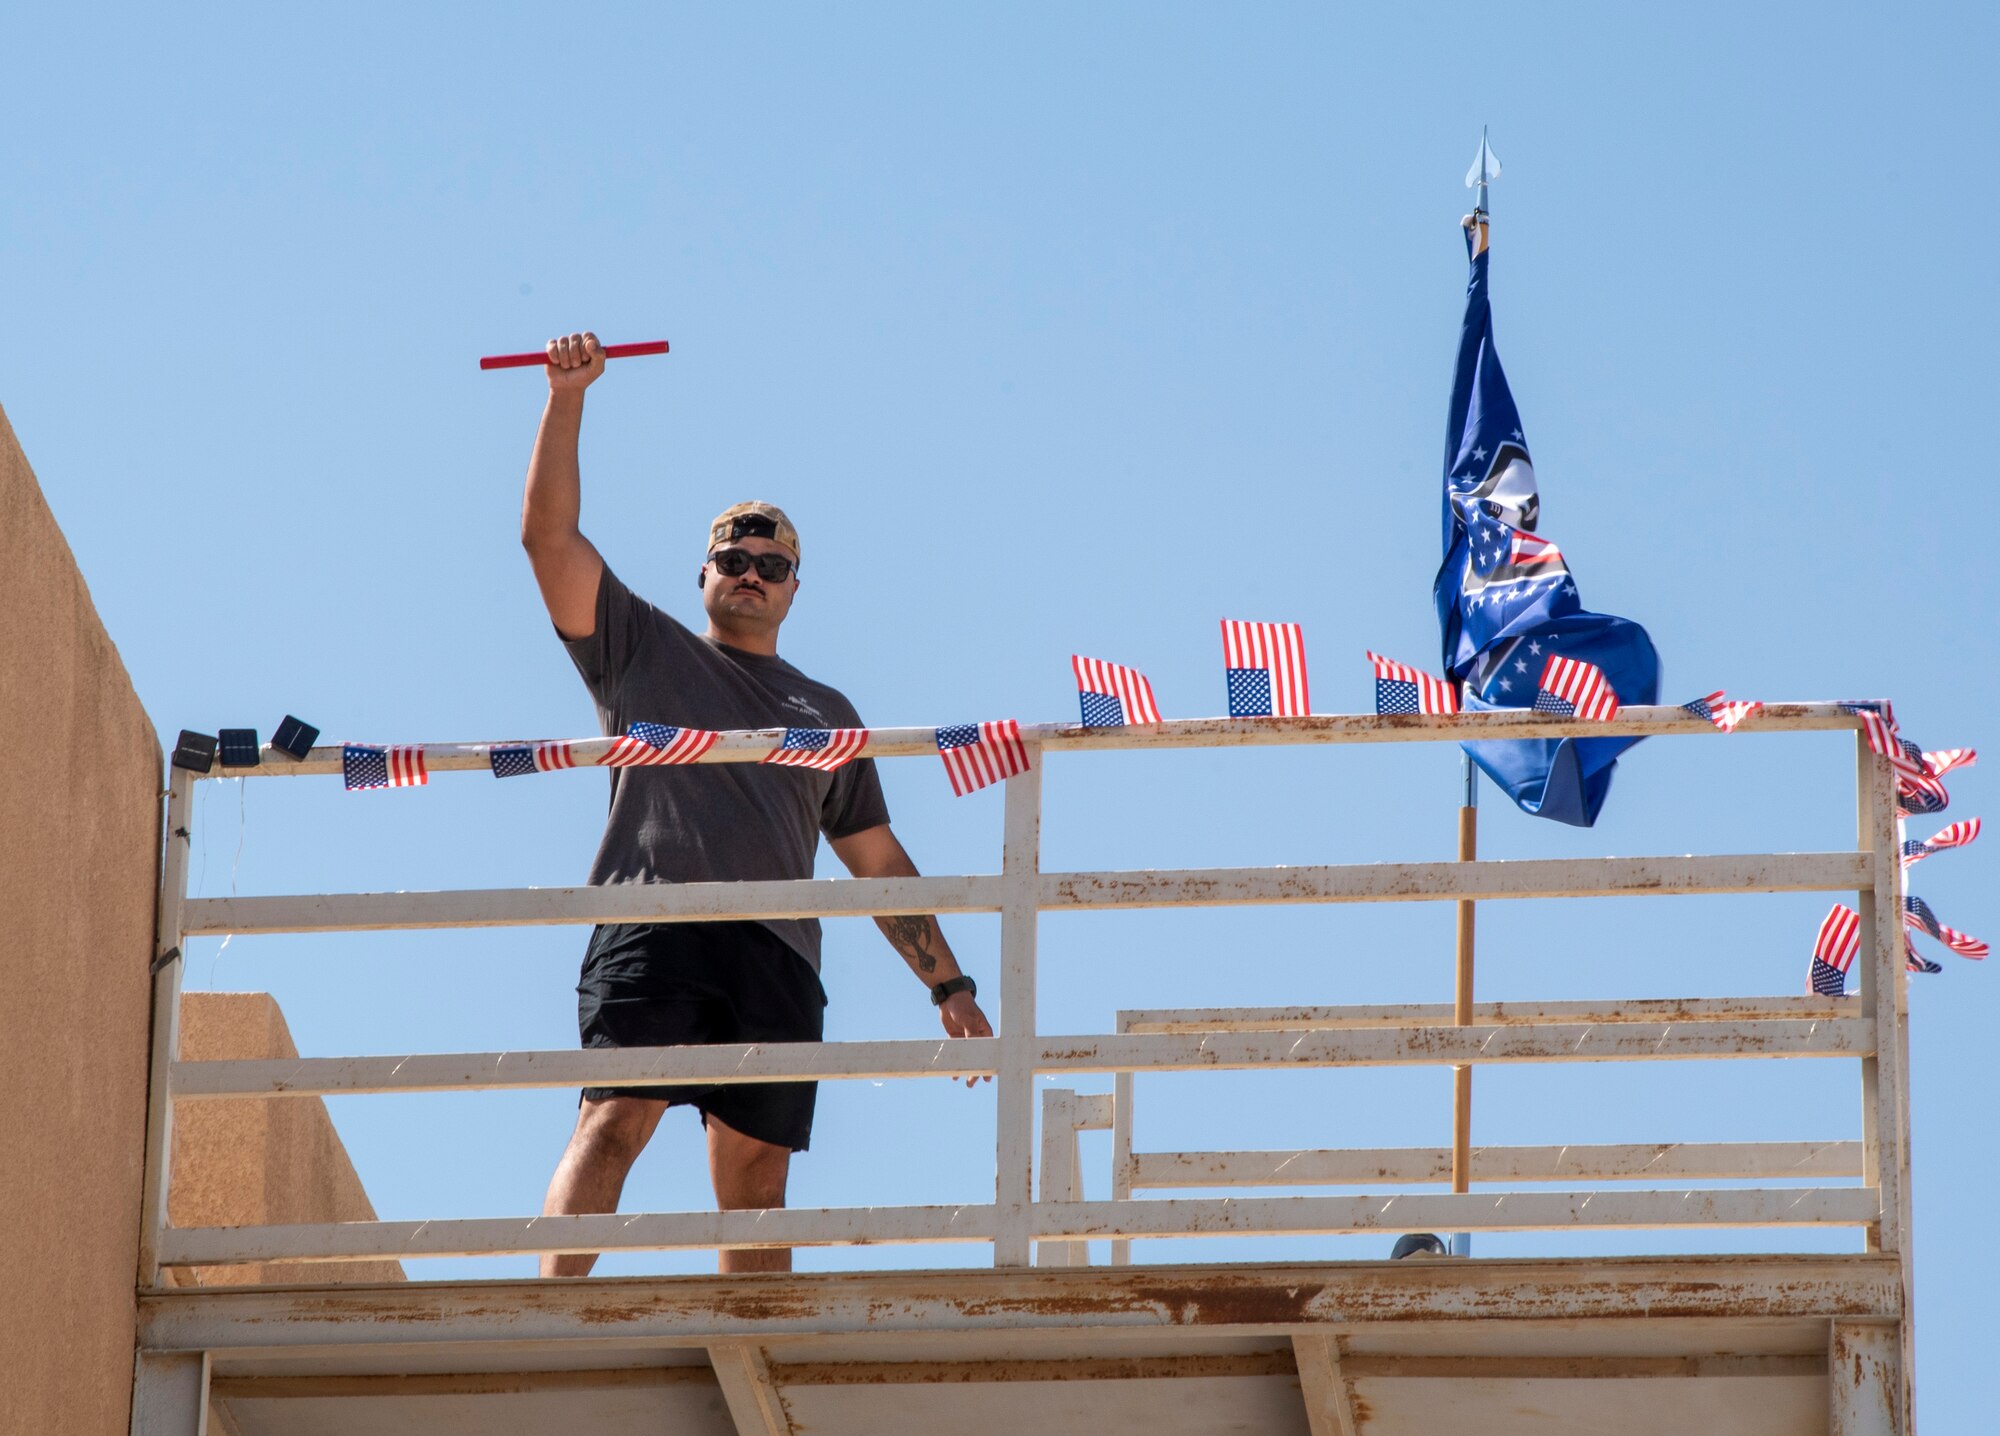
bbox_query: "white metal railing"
[139,704,1912,1283]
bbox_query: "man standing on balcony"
[519,331,993,1277]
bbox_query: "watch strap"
[930,974,977,1007]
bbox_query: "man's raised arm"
[521,331,609,640]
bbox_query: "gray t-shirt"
[564,565,890,971]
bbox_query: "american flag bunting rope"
[1072,655,1162,727]
[1534,654,1620,721]
[1681,691,1762,732]
[489,740,578,777]
[763,727,870,772]
[1902,818,1980,867]
[1839,702,1928,780]
[1368,652,1460,715]
[1222,620,1310,717]
[937,720,1029,796]
[1903,895,1989,960]
[602,722,721,768]
[342,743,428,790]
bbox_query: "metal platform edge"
[139,1253,1904,1357]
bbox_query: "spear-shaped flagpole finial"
[1464,125,1500,220]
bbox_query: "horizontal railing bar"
[1040,1189,1882,1241]
[1119,995,1859,1033]
[174,1039,1001,1096]
[171,1021,1871,1099]
[1036,1023,1872,1072]
[158,1185,1882,1265]
[182,875,1007,935]
[199,703,1877,779]
[1039,853,1868,911]
[160,1203,1002,1266]
[1129,1141,1867,1189]
[181,853,1870,937]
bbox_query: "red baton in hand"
[479,340,669,371]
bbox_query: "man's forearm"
[521,392,586,547]
[875,914,965,987]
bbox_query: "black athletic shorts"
[577,920,828,1152]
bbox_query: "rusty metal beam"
[1293,1335,1359,1436]
[135,1255,1906,1354]
[130,1350,209,1436]
[1339,1353,1824,1379]
[1829,1320,1904,1434]
[707,1343,791,1436]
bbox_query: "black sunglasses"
[710,548,797,582]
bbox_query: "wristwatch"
[930,974,977,1007]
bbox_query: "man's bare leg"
[707,1113,793,1273]
[539,1095,667,1277]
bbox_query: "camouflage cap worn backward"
[707,502,801,564]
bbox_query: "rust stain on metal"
[768,1351,1298,1385]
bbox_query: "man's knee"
[710,1121,791,1210]
[572,1096,663,1166]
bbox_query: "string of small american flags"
[328,617,1984,991]
[1354,653,1983,994]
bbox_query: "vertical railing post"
[1855,733,1909,1258]
[138,764,196,1290]
[1110,1040,1134,1267]
[1036,1088,1078,1267]
[1854,732,1917,1429]
[992,743,1043,1266]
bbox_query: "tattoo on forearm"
[883,915,940,974]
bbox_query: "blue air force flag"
[1433,220,1659,827]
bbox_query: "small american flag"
[1903,895,1989,960]
[1534,654,1619,721]
[1902,818,1980,867]
[937,720,1029,796]
[1072,655,1162,727]
[343,743,427,790]
[764,727,870,772]
[1922,748,1977,779]
[1897,775,1949,817]
[1809,903,1860,996]
[1900,747,1978,815]
[603,721,720,768]
[1906,937,1943,975]
[1682,690,1762,733]
[489,740,577,778]
[1839,702,1927,779]
[1222,620,1309,717]
[1368,652,1459,715]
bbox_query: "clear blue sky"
[6,2,1993,1420]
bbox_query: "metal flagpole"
[1450,754,1477,1258]
[1448,129,1498,1260]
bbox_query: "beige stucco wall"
[169,992,405,1287]
[0,405,401,1435]
[0,402,164,1436]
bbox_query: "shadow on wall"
[169,992,406,1288]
